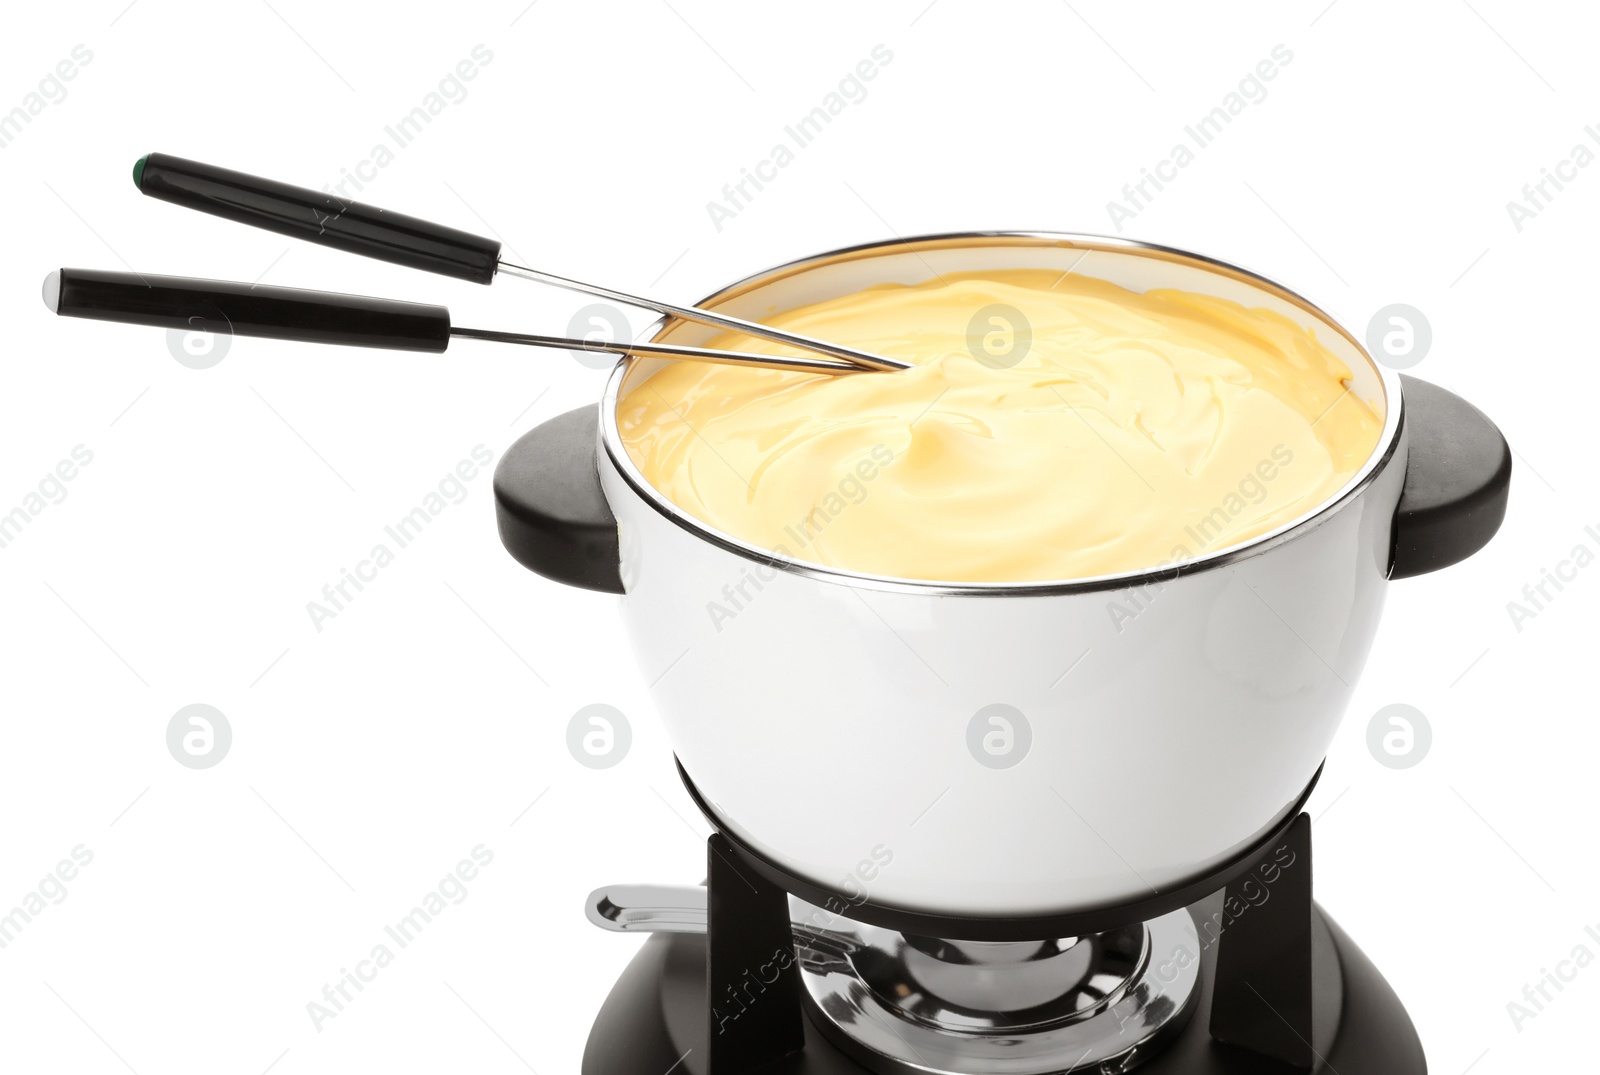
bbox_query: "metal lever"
[586,883,711,934]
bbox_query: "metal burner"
[584,819,1428,1075]
[793,902,1201,1075]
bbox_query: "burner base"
[580,895,1425,1075]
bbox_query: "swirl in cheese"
[617,270,1382,583]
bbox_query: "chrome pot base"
[795,908,1199,1075]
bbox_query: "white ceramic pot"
[497,233,1510,919]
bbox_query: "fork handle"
[47,268,453,352]
[134,153,503,284]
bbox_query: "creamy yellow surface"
[618,270,1383,583]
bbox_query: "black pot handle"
[1390,374,1512,579]
[495,405,624,594]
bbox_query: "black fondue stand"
[493,380,1511,1075]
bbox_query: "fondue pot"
[495,232,1511,920]
[43,157,1512,1071]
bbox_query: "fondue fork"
[41,268,866,375]
[131,153,912,373]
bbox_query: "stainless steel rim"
[599,231,1406,597]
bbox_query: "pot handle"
[1389,374,1512,579]
[494,404,625,594]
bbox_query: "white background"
[2,1,1596,1072]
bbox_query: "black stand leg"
[706,834,806,1073]
[1209,812,1315,1068]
